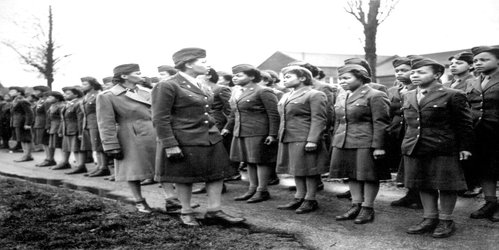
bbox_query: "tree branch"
[345,0,366,25]
[377,0,399,24]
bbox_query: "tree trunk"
[363,0,380,81]
[46,5,54,90]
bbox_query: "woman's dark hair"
[283,68,313,86]
[317,69,326,80]
[206,68,219,83]
[241,69,261,83]
[429,65,444,77]
[349,69,371,84]
[288,62,319,78]
[219,73,234,87]
[112,73,125,84]
[174,58,198,71]
[264,70,280,84]
[82,77,103,91]
[260,71,273,87]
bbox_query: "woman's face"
[394,64,412,83]
[338,72,362,91]
[123,71,143,84]
[282,73,303,89]
[232,72,252,86]
[81,81,92,92]
[8,89,20,97]
[3,94,11,101]
[410,66,438,87]
[64,90,76,101]
[449,59,471,75]
[188,58,210,75]
[473,52,499,74]
[46,96,56,103]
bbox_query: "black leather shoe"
[180,213,200,226]
[247,191,270,203]
[295,200,319,214]
[14,156,34,162]
[277,198,304,210]
[317,183,324,191]
[84,168,100,177]
[36,159,56,167]
[140,179,156,186]
[407,218,439,234]
[204,210,245,224]
[234,190,256,201]
[432,220,456,238]
[336,203,361,221]
[165,198,201,214]
[88,168,111,177]
[354,207,375,224]
[336,190,351,199]
[65,165,87,175]
[470,201,497,219]
[51,162,71,170]
[490,207,499,222]
[192,186,207,194]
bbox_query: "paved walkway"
[1,149,498,250]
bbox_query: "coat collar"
[481,70,499,92]
[418,84,446,108]
[109,84,151,106]
[236,83,259,102]
[284,86,311,104]
[174,73,209,97]
[347,84,370,104]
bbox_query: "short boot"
[295,200,319,214]
[470,201,497,219]
[247,191,270,203]
[354,206,375,224]
[234,190,256,201]
[432,220,456,238]
[277,198,304,210]
[65,165,87,175]
[336,203,361,221]
[407,218,439,234]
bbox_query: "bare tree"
[345,0,399,80]
[2,5,70,89]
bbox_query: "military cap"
[232,64,258,74]
[344,58,372,77]
[471,46,499,58]
[410,57,445,74]
[172,48,206,67]
[264,70,280,83]
[46,91,64,101]
[113,63,140,75]
[33,85,50,92]
[80,76,98,83]
[448,52,474,65]
[392,57,411,68]
[337,64,370,79]
[281,65,313,78]
[158,65,177,73]
[62,86,83,98]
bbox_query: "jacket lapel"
[419,86,446,108]
[347,84,369,104]
[176,74,207,97]
[405,90,419,111]
[110,84,151,106]
[285,87,310,105]
[482,71,499,92]
[236,84,258,103]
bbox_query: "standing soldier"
[32,85,54,167]
[45,91,65,169]
[9,86,34,162]
[0,94,13,149]
[80,77,110,177]
[403,58,473,238]
[387,57,421,209]
[468,46,499,222]
[97,64,156,213]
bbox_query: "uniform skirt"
[48,134,62,148]
[403,155,466,190]
[329,148,391,181]
[14,127,31,143]
[79,129,95,152]
[89,128,103,152]
[277,141,329,176]
[33,128,49,145]
[61,135,80,152]
[155,141,235,183]
[230,136,277,164]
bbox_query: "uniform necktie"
[417,89,427,104]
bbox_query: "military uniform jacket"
[152,73,222,148]
[225,83,279,138]
[367,82,388,93]
[466,70,499,149]
[312,80,337,130]
[47,101,64,134]
[10,96,33,128]
[0,101,12,128]
[209,85,231,131]
[278,87,327,143]
[59,98,82,136]
[401,84,473,156]
[80,91,99,130]
[33,98,51,129]
[386,83,416,140]
[332,84,390,149]
[444,74,476,92]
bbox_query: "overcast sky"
[0,0,498,91]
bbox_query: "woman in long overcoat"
[97,63,156,213]
[276,66,328,214]
[329,64,391,224]
[402,58,473,238]
[222,64,279,204]
[152,48,244,226]
[468,46,499,222]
